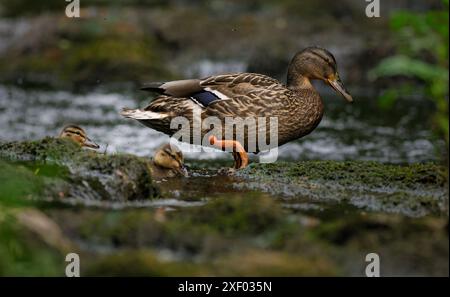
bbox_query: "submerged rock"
[0,137,159,202]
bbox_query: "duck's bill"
[328,78,353,103]
[83,137,100,149]
[177,165,189,177]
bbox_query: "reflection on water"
[0,84,440,163]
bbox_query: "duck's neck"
[287,72,314,90]
[285,73,324,139]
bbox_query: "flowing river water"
[0,84,442,163]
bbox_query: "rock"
[235,161,448,217]
[0,137,159,202]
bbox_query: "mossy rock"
[236,161,448,217]
[0,137,159,202]
[241,161,447,187]
[0,160,46,207]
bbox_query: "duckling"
[59,124,100,149]
[121,46,352,169]
[150,143,188,179]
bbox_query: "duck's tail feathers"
[140,79,202,97]
[140,82,166,93]
[120,108,169,120]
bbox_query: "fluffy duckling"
[150,143,188,179]
[59,124,100,149]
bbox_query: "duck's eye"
[74,131,85,137]
[66,130,83,137]
[163,149,179,160]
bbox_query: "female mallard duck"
[151,143,188,179]
[59,124,100,149]
[121,47,352,169]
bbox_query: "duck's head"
[59,124,100,149]
[287,46,353,103]
[153,143,188,177]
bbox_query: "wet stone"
[0,137,159,202]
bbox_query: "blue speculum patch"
[190,91,220,107]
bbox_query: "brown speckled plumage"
[121,47,352,154]
[150,143,187,179]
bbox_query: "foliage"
[369,0,449,150]
[0,160,42,207]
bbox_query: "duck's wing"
[203,82,290,119]
[200,73,280,95]
[141,73,282,109]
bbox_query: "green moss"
[243,161,447,188]
[0,138,159,201]
[0,160,44,206]
[237,161,448,217]
[0,137,81,162]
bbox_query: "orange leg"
[209,136,249,169]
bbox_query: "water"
[0,84,440,163]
